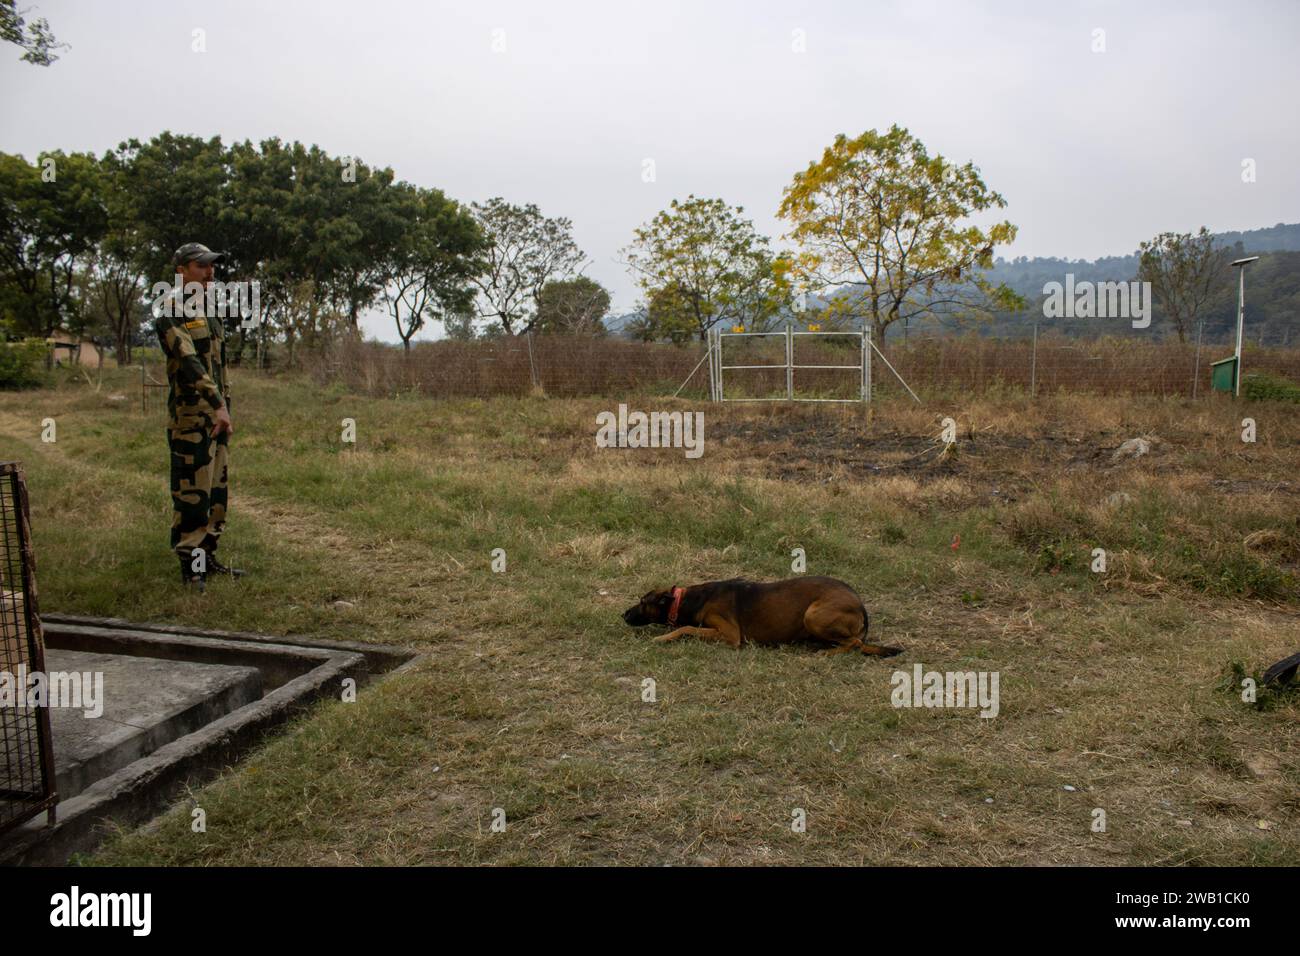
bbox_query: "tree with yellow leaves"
[777,125,1023,342]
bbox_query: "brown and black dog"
[623,576,902,656]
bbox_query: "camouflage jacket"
[153,292,228,419]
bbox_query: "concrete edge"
[2,650,365,866]
[54,664,264,802]
[42,613,418,671]
[44,623,341,691]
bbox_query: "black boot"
[207,552,245,578]
[202,535,245,578]
[178,554,207,592]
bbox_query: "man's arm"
[155,313,228,422]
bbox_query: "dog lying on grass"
[623,576,902,656]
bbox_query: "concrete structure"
[47,649,262,800]
[1,616,418,865]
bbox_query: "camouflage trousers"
[167,407,229,557]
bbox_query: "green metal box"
[1210,356,1238,394]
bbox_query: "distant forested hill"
[947,221,1300,344]
[611,222,1300,345]
[1212,222,1300,253]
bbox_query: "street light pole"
[1231,256,1259,397]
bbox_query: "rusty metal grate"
[0,461,57,835]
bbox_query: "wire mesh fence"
[313,334,706,399]
[874,333,1300,398]
[0,462,57,835]
[307,332,1300,402]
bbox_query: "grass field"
[1,366,1298,866]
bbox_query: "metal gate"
[0,461,57,835]
[708,325,870,403]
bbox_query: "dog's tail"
[860,643,904,657]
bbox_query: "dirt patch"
[707,419,1117,503]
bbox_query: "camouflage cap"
[173,242,225,266]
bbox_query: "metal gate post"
[705,329,715,401]
[863,325,872,403]
[717,329,728,403]
[786,323,793,400]
[715,328,724,402]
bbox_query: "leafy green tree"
[535,276,610,335]
[326,159,409,331]
[1136,226,1229,344]
[381,186,484,352]
[442,311,479,341]
[1,0,64,65]
[469,198,586,336]
[221,137,284,363]
[272,143,370,314]
[91,149,154,363]
[777,125,1022,341]
[225,139,402,357]
[275,278,338,368]
[0,338,47,388]
[0,150,107,336]
[110,134,232,279]
[623,196,782,341]
[642,282,701,345]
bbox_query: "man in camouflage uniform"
[154,242,245,590]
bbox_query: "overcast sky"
[2,0,1297,343]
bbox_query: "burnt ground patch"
[706,417,1117,503]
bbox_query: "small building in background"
[45,329,106,369]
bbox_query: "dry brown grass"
[1,368,1297,866]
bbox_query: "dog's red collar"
[667,586,685,626]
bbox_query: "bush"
[1243,372,1300,403]
[0,339,49,389]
